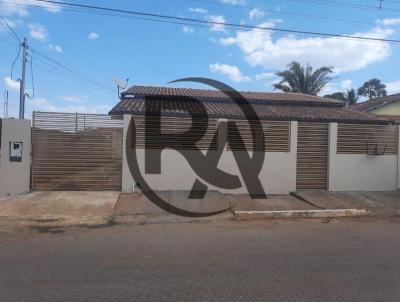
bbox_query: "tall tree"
[343,89,358,106]
[357,78,387,99]
[273,61,333,95]
[324,89,359,106]
[324,92,345,101]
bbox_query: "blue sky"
[1,0,400,118]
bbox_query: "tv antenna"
[113,78,129,99]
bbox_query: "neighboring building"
[350,94,400,124]
[109,85,400,194]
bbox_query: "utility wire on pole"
[19,37,28,120]
[3,90,8,118]
[30,0,400,43]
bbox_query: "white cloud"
[27,97,110,113]
[4,76,20,91]
[341,79,353,89]
[182,26,194,34]
[377,18,400,26]
[48,44,62,53]
[29,23,47,41]
[221,0,245,5]
[29,98,50,106]
[88,32,99,40]
[385,81,400,94]
[219,21,393,73]
[189,7,208,14]
[207,15,226,32]
[0,0,61,16]
[319,82,338,96]
[255,72,275,80]
[249,8,264,19]
[319,80,353,96]
[209,63,250,82]
[59,95,87,104]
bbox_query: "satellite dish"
[113,77,128,89]
[113,78,130,99]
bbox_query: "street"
[1,218,400,302]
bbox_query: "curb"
[234,209,369,220]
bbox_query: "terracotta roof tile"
[379,115,400,124]
[350,93,400,112]
[110,94,390,124]
[122,85,343,106]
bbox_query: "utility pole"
[19,37,28,119]
[3,90,8,118]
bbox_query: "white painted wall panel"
[122,115,297,195]
[0,119,31,197]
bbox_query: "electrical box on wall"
[9,142,23,162]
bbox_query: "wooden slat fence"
[296,122,329,190]
[337,124,398,155]
[226,120,290,152]
[132,115,217,150]
[32,112,123,191]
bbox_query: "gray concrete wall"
[0,119,31,197]
[122,115,297,195]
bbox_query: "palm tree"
[343,89,358,106]
[273,62,334,95]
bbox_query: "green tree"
[324,92,345,101]
[324,89,359,106]
[357,78,387,99]
[343,89,358,106]
[273,61,333,95]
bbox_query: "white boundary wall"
[122,114,297,194]
[328,122,400,191]
[0,119,31,197]
[122,115,400,194]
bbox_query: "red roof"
[109,85,391,124]
[122,85,343,106]
[350,93,400,112]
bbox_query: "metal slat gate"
[296,122,329,190]
[32,112,123,191]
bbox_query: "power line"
[30,53,117,95]
[30,59,117,94]
[29,0,400,43]
[0,36,16,47]
[10,43,21,80]
[383,0,400,4]
[287,0,400,12]
[192,0,376,26]
[29,53,35,99]
[0,15,21,43]
[29,47,117,94]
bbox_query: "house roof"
[110,85,391,124]
[121,85,344,106]
[350,93,400,112]
[379,115,400,124]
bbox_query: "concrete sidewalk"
[112,191,366,222]
[1,190,395,231]
[293,190,400,217]
[0,191,120,230]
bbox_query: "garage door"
[32,112,123,191]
